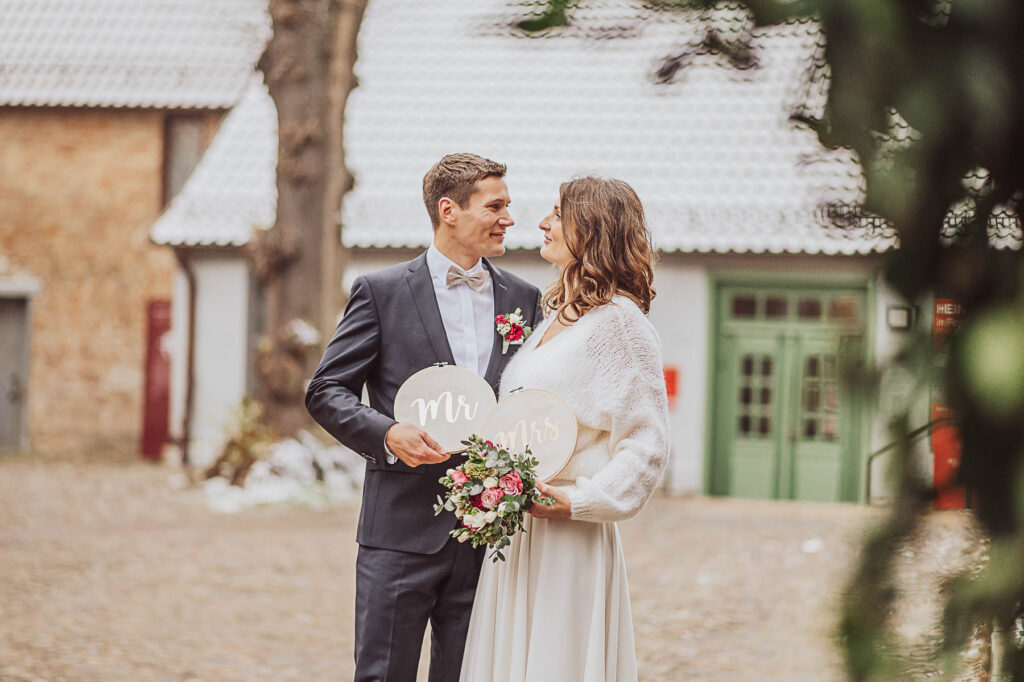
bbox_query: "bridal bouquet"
[434,435,551,561]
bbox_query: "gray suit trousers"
[355,537,485,682]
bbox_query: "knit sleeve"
[567,302,670,523]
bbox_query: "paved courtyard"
[0,458,979,681]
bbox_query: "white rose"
[483,477,498,489]
[446,469,455,476]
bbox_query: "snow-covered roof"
[0,0,270,109]
[145,0,1020,255]
[340,1,890,255]
[151,75,277,246]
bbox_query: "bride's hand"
[529,481,572,519]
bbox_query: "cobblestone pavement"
[0,459,979,682]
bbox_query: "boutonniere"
[495,308,532,355]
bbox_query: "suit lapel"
[405,252,456,365]
[483,259,514,388]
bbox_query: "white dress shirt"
[385,244,496,463]
[426,243,496,376]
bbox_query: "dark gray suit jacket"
[306,252,543,554]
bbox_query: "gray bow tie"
[445,265,490,292]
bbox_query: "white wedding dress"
[460,297,670,682]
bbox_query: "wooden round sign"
[393,365,497,454]
[481,389,578,482]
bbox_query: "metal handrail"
[864,417,954,504]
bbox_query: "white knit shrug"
[498,296,670,523]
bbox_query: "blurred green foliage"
[515,0,1023,678]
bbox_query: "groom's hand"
[385,423,449,467]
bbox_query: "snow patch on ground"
[202,431,364,513]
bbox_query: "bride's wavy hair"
[543,176,657,321]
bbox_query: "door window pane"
[799,353,840,442]
[765,297,788,319]
[731,295,757,318]
[805,387,820,411]
[797,298,822,320]
[828,296,860,323]
[825,390,838,410]
[823,416,838,441]
[737,354,773,439]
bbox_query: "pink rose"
[480,487,503,510]
[451,469,469,487]
[499,471,523,495]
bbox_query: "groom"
[306,153,543,681]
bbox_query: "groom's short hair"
[423,153,507,227]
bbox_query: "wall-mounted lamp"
[886,304,915,330]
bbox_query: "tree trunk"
[254,0,366,437]
[323,0,366,334]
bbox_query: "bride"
[460,176,670,682]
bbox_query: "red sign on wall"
[932,298,964,350]
[664,365,679,411]
[141,300,172,460]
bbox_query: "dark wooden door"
[0,298,29,449]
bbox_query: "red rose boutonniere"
[495,308,532,355]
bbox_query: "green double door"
[710,286,866,503]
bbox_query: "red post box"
[930,298,966,509]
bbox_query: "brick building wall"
[0,107,216,457]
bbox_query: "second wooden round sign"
[481,389,578,482]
